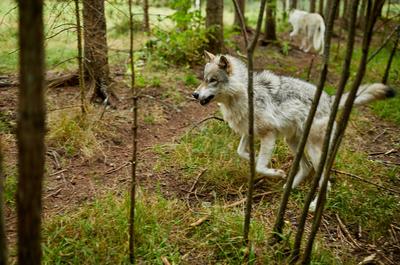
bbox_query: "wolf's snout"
[200,95,214,106]
[192,92,199,99]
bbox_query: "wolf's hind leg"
[237,135,250,160]
[256,132,286,178]
[306,143,331,212]
[300,37,306,50]
[285,138,312,189]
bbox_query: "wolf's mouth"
[200,95,215,106]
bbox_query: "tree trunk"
[342,0,348,18]
[143,0,150,32]
[290,0,297,9]
[382,30,399,84]
[342,0,350,27]
[83,0,110,102]
[335,0,341,20]
[233,0,245,28]
[282,0,288,19]
[17,0,46,264]
[206,0,223,53]
[74,0,87,114]
[386,0,391,17]
[0,140,7,265]
[263,0,277,44]
[319,0,324,15]
[324,0,331,20]
[310,0,316,12]
[357,0,367,28]
[128,0,138,262]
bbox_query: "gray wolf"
[192,51,395,211]
[289,9,325,54]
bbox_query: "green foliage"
[154,121,249,189]
[47,111,106,158]
[109,15,143,37]
[0,112,13,133]
[327,147,400,239]
[281,41,290,56]
[3,167,17,205]
[146,0,209,65]
[184,72,199,87]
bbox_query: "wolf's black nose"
[192,92,199,99]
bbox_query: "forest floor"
[1,11,400,265]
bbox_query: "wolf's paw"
[283,182,297,190]
[237,151,250,161]
[283,177,304,190]
[309,199,317,212]
[257,167,286,178]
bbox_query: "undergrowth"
[47,109,109,158]
[42,190,343,264]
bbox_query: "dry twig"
[188,169,207,193]
[49,169,67,177]
[105,162,131,175]
[224,191,278,208]
[332,169,400,195]
[190,215,210,227]
[336,214,361,249]
[161,256,171,265]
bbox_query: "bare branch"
[271,0,340,246]
[301,1,386,263]
[241,0,267,244]
[332,169,400,195]
[367,25,399,63]
[232,0,249,47]
[74,0,87,114]
[382,26,399,84]
[128,0,138,263]
[291,0,356,261]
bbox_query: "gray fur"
[193,53,394,212]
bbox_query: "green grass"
[330,38,400,125]
[327,146,400,240]
[42,190,344,264]
[3,167,17,205]
[47,109,110,158]
[154,121,250,190]
[152,117,399,262]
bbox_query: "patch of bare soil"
[0,73,217,242]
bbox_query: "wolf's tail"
[337,83,396,109]
[313,17,325,54]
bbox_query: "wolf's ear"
[204,50,216,62]
[218,55,232,74]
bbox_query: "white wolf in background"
[289,9,325,54]
[192,51,395,211]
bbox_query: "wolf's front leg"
[256,132,286,178]
[237,135,250,160]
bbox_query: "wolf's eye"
[209,78,218,83]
